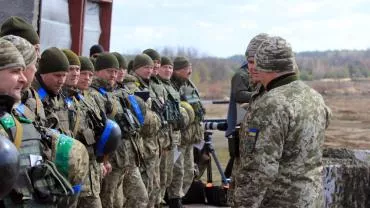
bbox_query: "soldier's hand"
[103,161,112,176]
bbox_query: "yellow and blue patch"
[245,128,259,153]
[248,128,259,138]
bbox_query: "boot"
[168,198,182,208]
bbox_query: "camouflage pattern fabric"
[114,167,149,208]
[21,87,47,127]
[167,144,194,199]
[0,112,57,208]
[32,78,74,137]
[246,33,269,58]
[0,38,25,70]
[89,78,148,208]
[233,79,331,208]
[2,35,37,66]
[130,73,163,208]
[255,36,298,73]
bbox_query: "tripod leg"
[210,150,229,185]
[224,156,234,178]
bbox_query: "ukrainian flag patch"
[248,128,259,137]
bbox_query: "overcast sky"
[110,0,370,58]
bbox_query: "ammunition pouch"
[164,99,184,131]
[26,160,74,204]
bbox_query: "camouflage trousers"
[158,131,180,203]
[167,144,194,199]
[114,166,148,208]
[141,149,160,208]
[77,159,103,208]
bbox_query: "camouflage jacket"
[89,77,143,168]
[0,95,56,207]
[171,75,204,145]
[157,76,184,147]
[32,76,74,136]
[20,87,47,127]
[234,74,331,208]
[130,73,162,158]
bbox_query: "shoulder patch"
[248,128,259,137]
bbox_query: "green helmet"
[0,135,20,198]
[47,130,89,194]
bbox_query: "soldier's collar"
[0,95,16,113]
[33,74,56,99]
[92,77,113,91]
[266,73,298,91]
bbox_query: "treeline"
[124,48,370,98]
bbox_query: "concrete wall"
[323,148,370,208]
[0,0,40,29]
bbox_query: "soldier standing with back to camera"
[233,36,331,208]
[168,56,205,208]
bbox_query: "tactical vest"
[21,87,46,126]
[179,82,205,122]
[0,111,72,206]
[162,81,183,130]
[37,87,73,136]
[71,93,100,159]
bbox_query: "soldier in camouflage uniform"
[227,33,270,206]
[233,36,331,208]
[0,38,56,208]
[143,49,171,208]
[90,53,148,208]
[31,47,73,136]
[169,56,205,208]
[156,56,186,206]
[60,51,107,208]
[129,53,164,208]
[112,52,128,89]
[0,17,45,126]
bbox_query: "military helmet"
[96,119,121,163]
[179,106,190,127]
[180,101,195,124]
[47,130,89,194]
[0,135,20,198]
[140,110,161,138]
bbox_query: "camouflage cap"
[0,38,25,71]
[255,36,298,72]
[2,35,37,66]
[246,33,270,58]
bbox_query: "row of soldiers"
[0,16,205,208]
